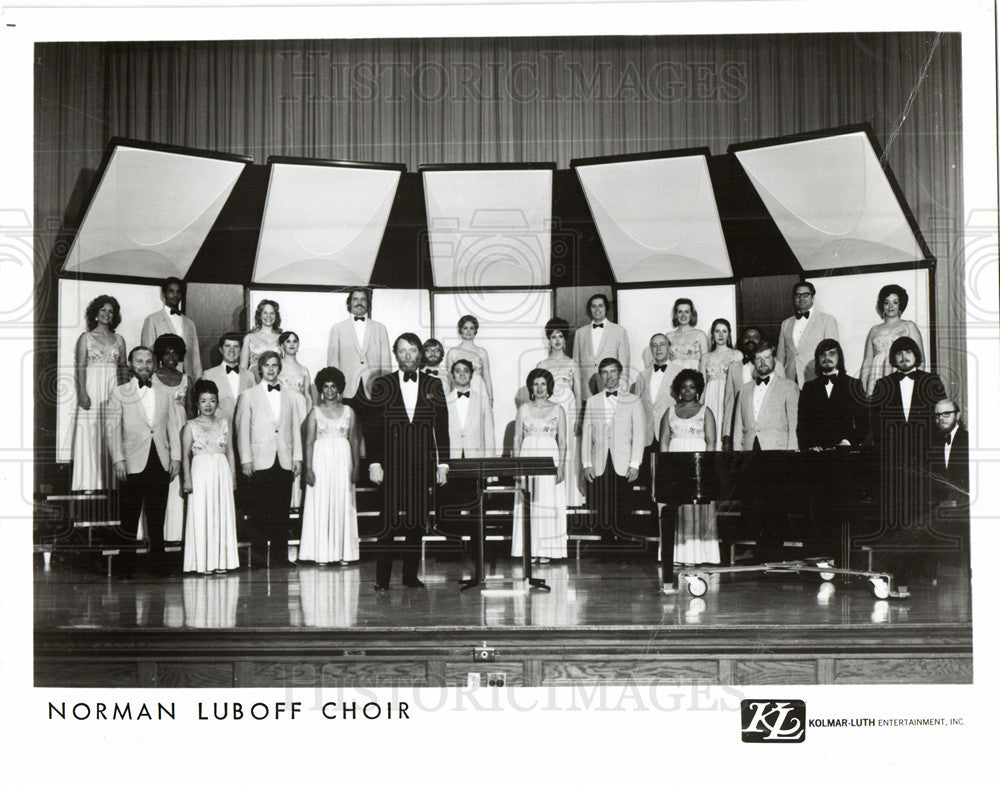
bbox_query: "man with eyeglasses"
[776,281,839,388]
[930,399,969,505]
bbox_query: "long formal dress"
[183,418,239,573]
[71,332,123,491]
[665,406,720,565]
[667,329,708,371]
[279,363,312,508]
[298,406,360,564]
[511,405,567,559]
[702,348,742,449]
[861,320,923,396]
[154,374,190,541]
[537,358,585,507]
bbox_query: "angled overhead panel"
[573,152,733,282]
[62,141,250,279]
[421,166,554,288]
[732,129,926,270]
[253,159,404,286]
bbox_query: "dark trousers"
[119,445,170,560]
[374,528,422,587]
[245,458,293,559]
[588,464,636,544]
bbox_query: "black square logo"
[741,699,806,742]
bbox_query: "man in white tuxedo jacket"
[630,333,678,448]
[776,281,839,387]
[582,358,646,541]
[573,293,630,400]
[200,333,254,429]
[236,351,305,564]
[732,343,799,452]
[140,277,202,379]
[721,326,784,449]
[327,288,391,403]
[105,346,182,572]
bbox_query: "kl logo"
[741,699,806,743]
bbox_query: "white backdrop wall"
[249,288,432,387]
[433,290,553,453]
[807,269,931,378]
[616,285,738,386]
[56,279,164,461]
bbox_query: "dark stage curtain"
[33,33,966,465]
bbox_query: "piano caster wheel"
[684,575,708,597]
[870,577,890,600]
[816,561,836,582]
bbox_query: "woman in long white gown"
[859,284,925,396]
[299,367,361,565]
[699,318,742,450]
[665,298,711,372]
[240,299,283,383]
[152,333,192,542]
[71,295,127,491]
[511,368,567,562]
[445,314,494,407]
[181,380,239,574]
[278,330,313,510]
[535,317,585,507]
[659,369,719,566]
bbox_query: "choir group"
[70,280,967,585]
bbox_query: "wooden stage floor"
[34,555,973,688]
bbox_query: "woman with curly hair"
[72,295,127,491]
[151,333,192,542]
[860,284,925,396]
[665,298,710,372]
[659,369,719,566]
[240,299,283,383]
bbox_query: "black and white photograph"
[1,0,997,781]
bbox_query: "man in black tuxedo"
[796,339,868,557]
[797,339,868,450]
[365,333,450,590]
[868,336,946,584]
[927,399,970,574]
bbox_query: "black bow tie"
[353,316,365,322]
[425,369,438,376]
[592,322,604,329]
[137,379,152,389]
[605,390,618,397]
[225,365,239,374]
[653,364,667,373]
[823,374,837,385]
[756,376,770,386]
[943,433,952,445]
[169,307,181,315]
[456,391,470,398]
[795,311,810,320]
[894,371,915,380]
[267,383,281,392]
[402,371,417,383]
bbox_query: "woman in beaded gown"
[445,314,493,406]
[859,284,925,397]
[659,369,719,566]
[299,367,361,565]
[665,298,710,372]
[181,380,239,573]
[699,318,742,450]
[71,295,127,491]
[535,317,585,507]
[151,334,192,542]
[511,369,567,562]
[240,299,283,383]
[278,330,313,510]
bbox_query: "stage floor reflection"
[35,557,971,632]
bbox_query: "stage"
[34,555,972,688]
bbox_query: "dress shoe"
[402,578,425,589]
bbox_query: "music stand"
[446,456,557,592]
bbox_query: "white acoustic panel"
[735,132,925,270]
[807,270,931,378]
[423,170,552,287]
[617,285,738,387]
[253,163,402,286]
[249,289,431,388]
[433,290,553,453]
[575,156,732,281]
[56,279,164,461]
[62,146,246,279]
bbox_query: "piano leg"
[460,478,485,591]
[659,502,678,594]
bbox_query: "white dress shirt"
[453,388,471,427]
[822,371,838,398]
[164,306,184,337]
[752,377,770,419]
[899,373,915,421]
[136,379,155,425]
[352,316,367,350]
[792,311,809,347]
[223,364,241,399]
[590,322,605,357]
[399,370,419,422]
[263,381,282,425]
[944,425,958,468]
[647,365,666,402]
